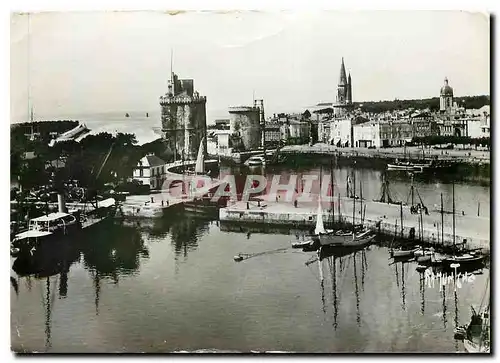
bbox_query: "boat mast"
[352,163,356,232]
[410,174,415,207]
[400,201,404,239]
[452,181,456,251]
[440,193,444,246]
[338,192,341,225]
[330,160,335,226]
[360,176,363,225]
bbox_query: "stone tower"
[334,58,353,116]
[347,72,352,104]
[440,77,454,113]
[160,72,207,161]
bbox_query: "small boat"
[441,254,485,271]
[125,113,130,117]
[245,156,266,168]
[292,240,314,249]
[387,161,418,171]
[391,247,419,258]
[416,254,432,264]
[11,212,79,256]
[146,112,149,117]
[411,161,433,172]
[318,228,376,247]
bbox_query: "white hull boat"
[391,247,419,258]
[318,228,375,247]
[245,156,266,168]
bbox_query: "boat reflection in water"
[313,245,369,330]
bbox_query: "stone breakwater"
[219,198,490,251]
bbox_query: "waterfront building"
[132,154,167,189]
[329,116,360,147]
[264,122,281,147]
[333,58,354,117]
[228,106,261,151]
[410,110,439,138]
[267,113,311,145]
[288,120,309,139]
[279,121,290,141]
[378,120,414,147]
[463,106,490,138]
[160,72,207,161]
[353,121,381,148]
[318,118,332,144]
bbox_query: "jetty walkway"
[118,159,222,217]
[219,197,490,250]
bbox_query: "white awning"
[31,212,70,222]
[15,230,52,239]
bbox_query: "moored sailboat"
[316,167,376,247]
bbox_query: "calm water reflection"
[11,166,490,353]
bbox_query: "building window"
[140,168,143,177]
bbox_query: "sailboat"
[183,137,225,213]
[387,144,432,172]
[373,172,399,205]
[373,172,428,215]
[463,305,490,353]
[194,137,206,176]
[463,276,490,353]
[441,182,485,270]
[316,168,376,247]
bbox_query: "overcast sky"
[11,11,490,122]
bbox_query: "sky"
[10,11,490,123]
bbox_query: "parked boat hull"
[441,255,485,270]
[391,248,418,258]
[318,229,376,247]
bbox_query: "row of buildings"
[206,107,311,156]
[156,61,490,165]
[315,72,490,148]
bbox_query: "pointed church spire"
[339,57,347,86]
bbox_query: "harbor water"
[10,166,490,353]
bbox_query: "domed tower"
[440,77,454,113]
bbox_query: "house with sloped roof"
[132,154,166,189]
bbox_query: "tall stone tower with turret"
[160,72,207,161]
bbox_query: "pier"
[117,158,225,217]
[219,197,490,250]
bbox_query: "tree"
[302,109,311,120]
